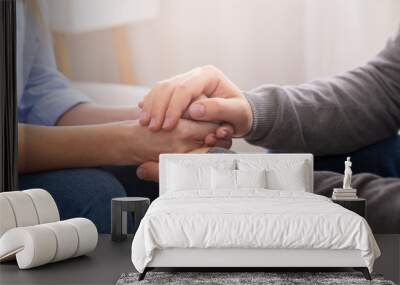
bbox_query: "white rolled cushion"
[0,196,17,237]
[42,221,79,262]
[0,226,57,269]
[0,191,39,227]
[167,163,211,191]
[23,189,60,224]
[236,169,267,189]
[212,168,236,190]
[0,218,97,269]
[65,218,98,257]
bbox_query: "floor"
[0,234,398,285]
[373,234,400,284]
[0,235,134,285]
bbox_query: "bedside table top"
[112,197,150,202]
[331,198,366,202]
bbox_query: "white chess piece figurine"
[343,157,352,189]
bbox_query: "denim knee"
[78,169,128,233]
[314,135,400,177]
[269,135,400,177]
[19,168,127,233]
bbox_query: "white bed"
[131,154,380,280]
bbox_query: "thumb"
[188,97,251,136]
[136,162,159,182]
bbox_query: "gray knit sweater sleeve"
[244,27,400,156]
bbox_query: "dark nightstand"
[111,197,150,242]
[331,198,366,218]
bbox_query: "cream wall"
[64,0,400,87]
[60,0,400,152]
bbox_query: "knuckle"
[176,128,186,139]
[165,109,180,120]
[150,108,160,118]
[155,81,172,92]
[142,94,152,106]
[202,64,215,71]
[150,104,161,117]
[153,81,164,90]
[175,83,187,92]
[177,124,190,138]
[202,65,219,75]
[212,99,222,113]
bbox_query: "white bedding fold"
[131,191,380,273]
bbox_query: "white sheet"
[131,191,380,273]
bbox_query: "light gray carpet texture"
[117,271,396,285]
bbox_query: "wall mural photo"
[1,1,400,284]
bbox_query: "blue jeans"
[19,166,158,233]
[269,136,400,177]
[314,136,400,177]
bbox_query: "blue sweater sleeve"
[17,1,91,126]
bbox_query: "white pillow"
[267,166,306,191]
[238,159,307,191]
[236,169,267,189]
[167,162,211,191]
[212,168,237,190]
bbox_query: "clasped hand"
[136,65,253,181]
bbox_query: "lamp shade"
[46,0,159,33]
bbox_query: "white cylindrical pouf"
[1,192,39,227]
[0,188,98,269]
[23,189,60,224]
[43,221,79,262]
[0,196,17,237]
[0,226,57,269]
[66,218,98,257]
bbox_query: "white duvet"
[131,190,380,273]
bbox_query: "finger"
[140,71,194,128]
[147,82,175,131]
[188,97,249,136]
[176,120,220,153]
[182,110,191,119]
[162,68,220,131]
[138,101,144,109]
[139,91,154,126]
[136,162,159,182]
[140,80,180,129]
[182,94,208,119]
[192,94,208,102]
[204,133,217,146]
[216,123,234,139]
[184,120,219,142]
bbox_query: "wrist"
[240,95,254,137]
[242,88,278,141]
[57,104,140,126]
[108,121,143,166]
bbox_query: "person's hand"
[116,119,231,165]
[138,65,253,138]
[136,147,210,182]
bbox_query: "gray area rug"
[117,272,395,285]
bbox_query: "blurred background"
[45,0,400,152]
